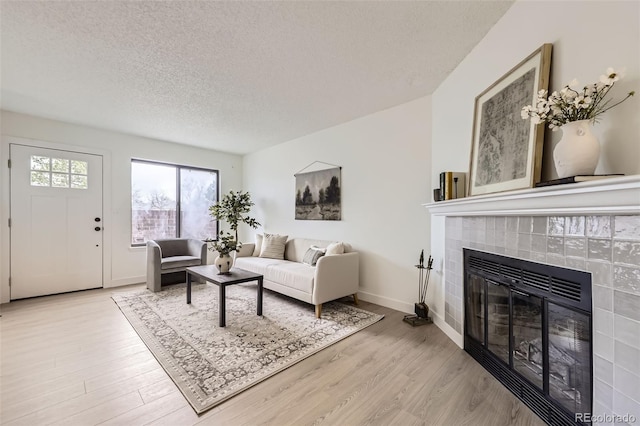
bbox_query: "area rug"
[112,283,384,414]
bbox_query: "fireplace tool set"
[403,250,433,326]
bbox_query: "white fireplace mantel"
[423,175,640,217]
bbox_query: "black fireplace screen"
[463,249,592,426]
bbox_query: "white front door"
[10,144,103,299]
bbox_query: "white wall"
[429,0,640,331]
[0,110,243,303]
[432,0,640,186]
[243,96,431,313]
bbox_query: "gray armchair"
[146,238,207,292]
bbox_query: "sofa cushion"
[326,242,345,255]
[302,247,325,266]
[264,262,315,294]
[259,233,288,259]
[160,255,201,270]
[252,234,263,257]
[155,239,188,258]
[234,257,288,277]
[234,257,315,294]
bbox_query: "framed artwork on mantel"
[468,43,552,196]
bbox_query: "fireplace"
[464,248,592,425]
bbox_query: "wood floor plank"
[0,381,87,424]
[97,391,188,426]
[2,368,168,425]
[50,391,145,426]
[137,378,181,404]
[144,405,201,426]
[1,350,157,406]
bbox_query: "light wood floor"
[0,285,544,426]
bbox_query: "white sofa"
[234,237,359,318]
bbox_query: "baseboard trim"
[357,291,413,314]
[431,312,463,348]
[106,276,145,288]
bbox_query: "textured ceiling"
[1,1,513,155]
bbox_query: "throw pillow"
[252,234,263,257]
[259,233,288,259]
[325,242,345,255]
[302,247,325,266]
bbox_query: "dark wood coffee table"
[186,266,263,327]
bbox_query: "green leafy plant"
[210,231,241,256]
[209,190,260,253]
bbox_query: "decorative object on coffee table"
[522,68,635,178]
[210,231,237,274]
[469,43,552,196]
[208,190,260,273]
[403,250,434,326]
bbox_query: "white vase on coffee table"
[214,253,233,274]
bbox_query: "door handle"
[95,226,101,231]
[95,217,101,222]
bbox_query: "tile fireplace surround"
[425,175,640,424]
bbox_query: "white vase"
[214,253,233,274]
[553,119,600,178]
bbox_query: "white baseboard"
[358,290,463,349]
[105,276,145,288]
[357,290,413,314]
[431,312,463,348]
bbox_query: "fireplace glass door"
[465,275,485,344]
[464,249,593,425]
[512,290,543,389]
[548,302,591,415]
[486,280,509,364]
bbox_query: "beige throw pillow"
[325,242,345,255]
[252,234,263,257]
[259,233,288,259]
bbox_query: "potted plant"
[521,67,635,178]
[209,231,240,274]
[209,190,260,274]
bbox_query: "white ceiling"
[1,1,513,155]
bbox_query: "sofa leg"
[315,304,322,318]
[353,293,359,305]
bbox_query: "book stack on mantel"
[535,174,624,187]
[438,171,466,200]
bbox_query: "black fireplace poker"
[403,250,434,327]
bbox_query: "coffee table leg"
[187,272,192,304]
[219,284,226,327]
[257,277,263,317]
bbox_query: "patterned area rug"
[112,283,384,414]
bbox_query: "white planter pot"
[214,253,233,274]
[553,119,600,178]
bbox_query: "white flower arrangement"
[521,68,635,130]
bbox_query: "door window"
[30,155,88,189]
